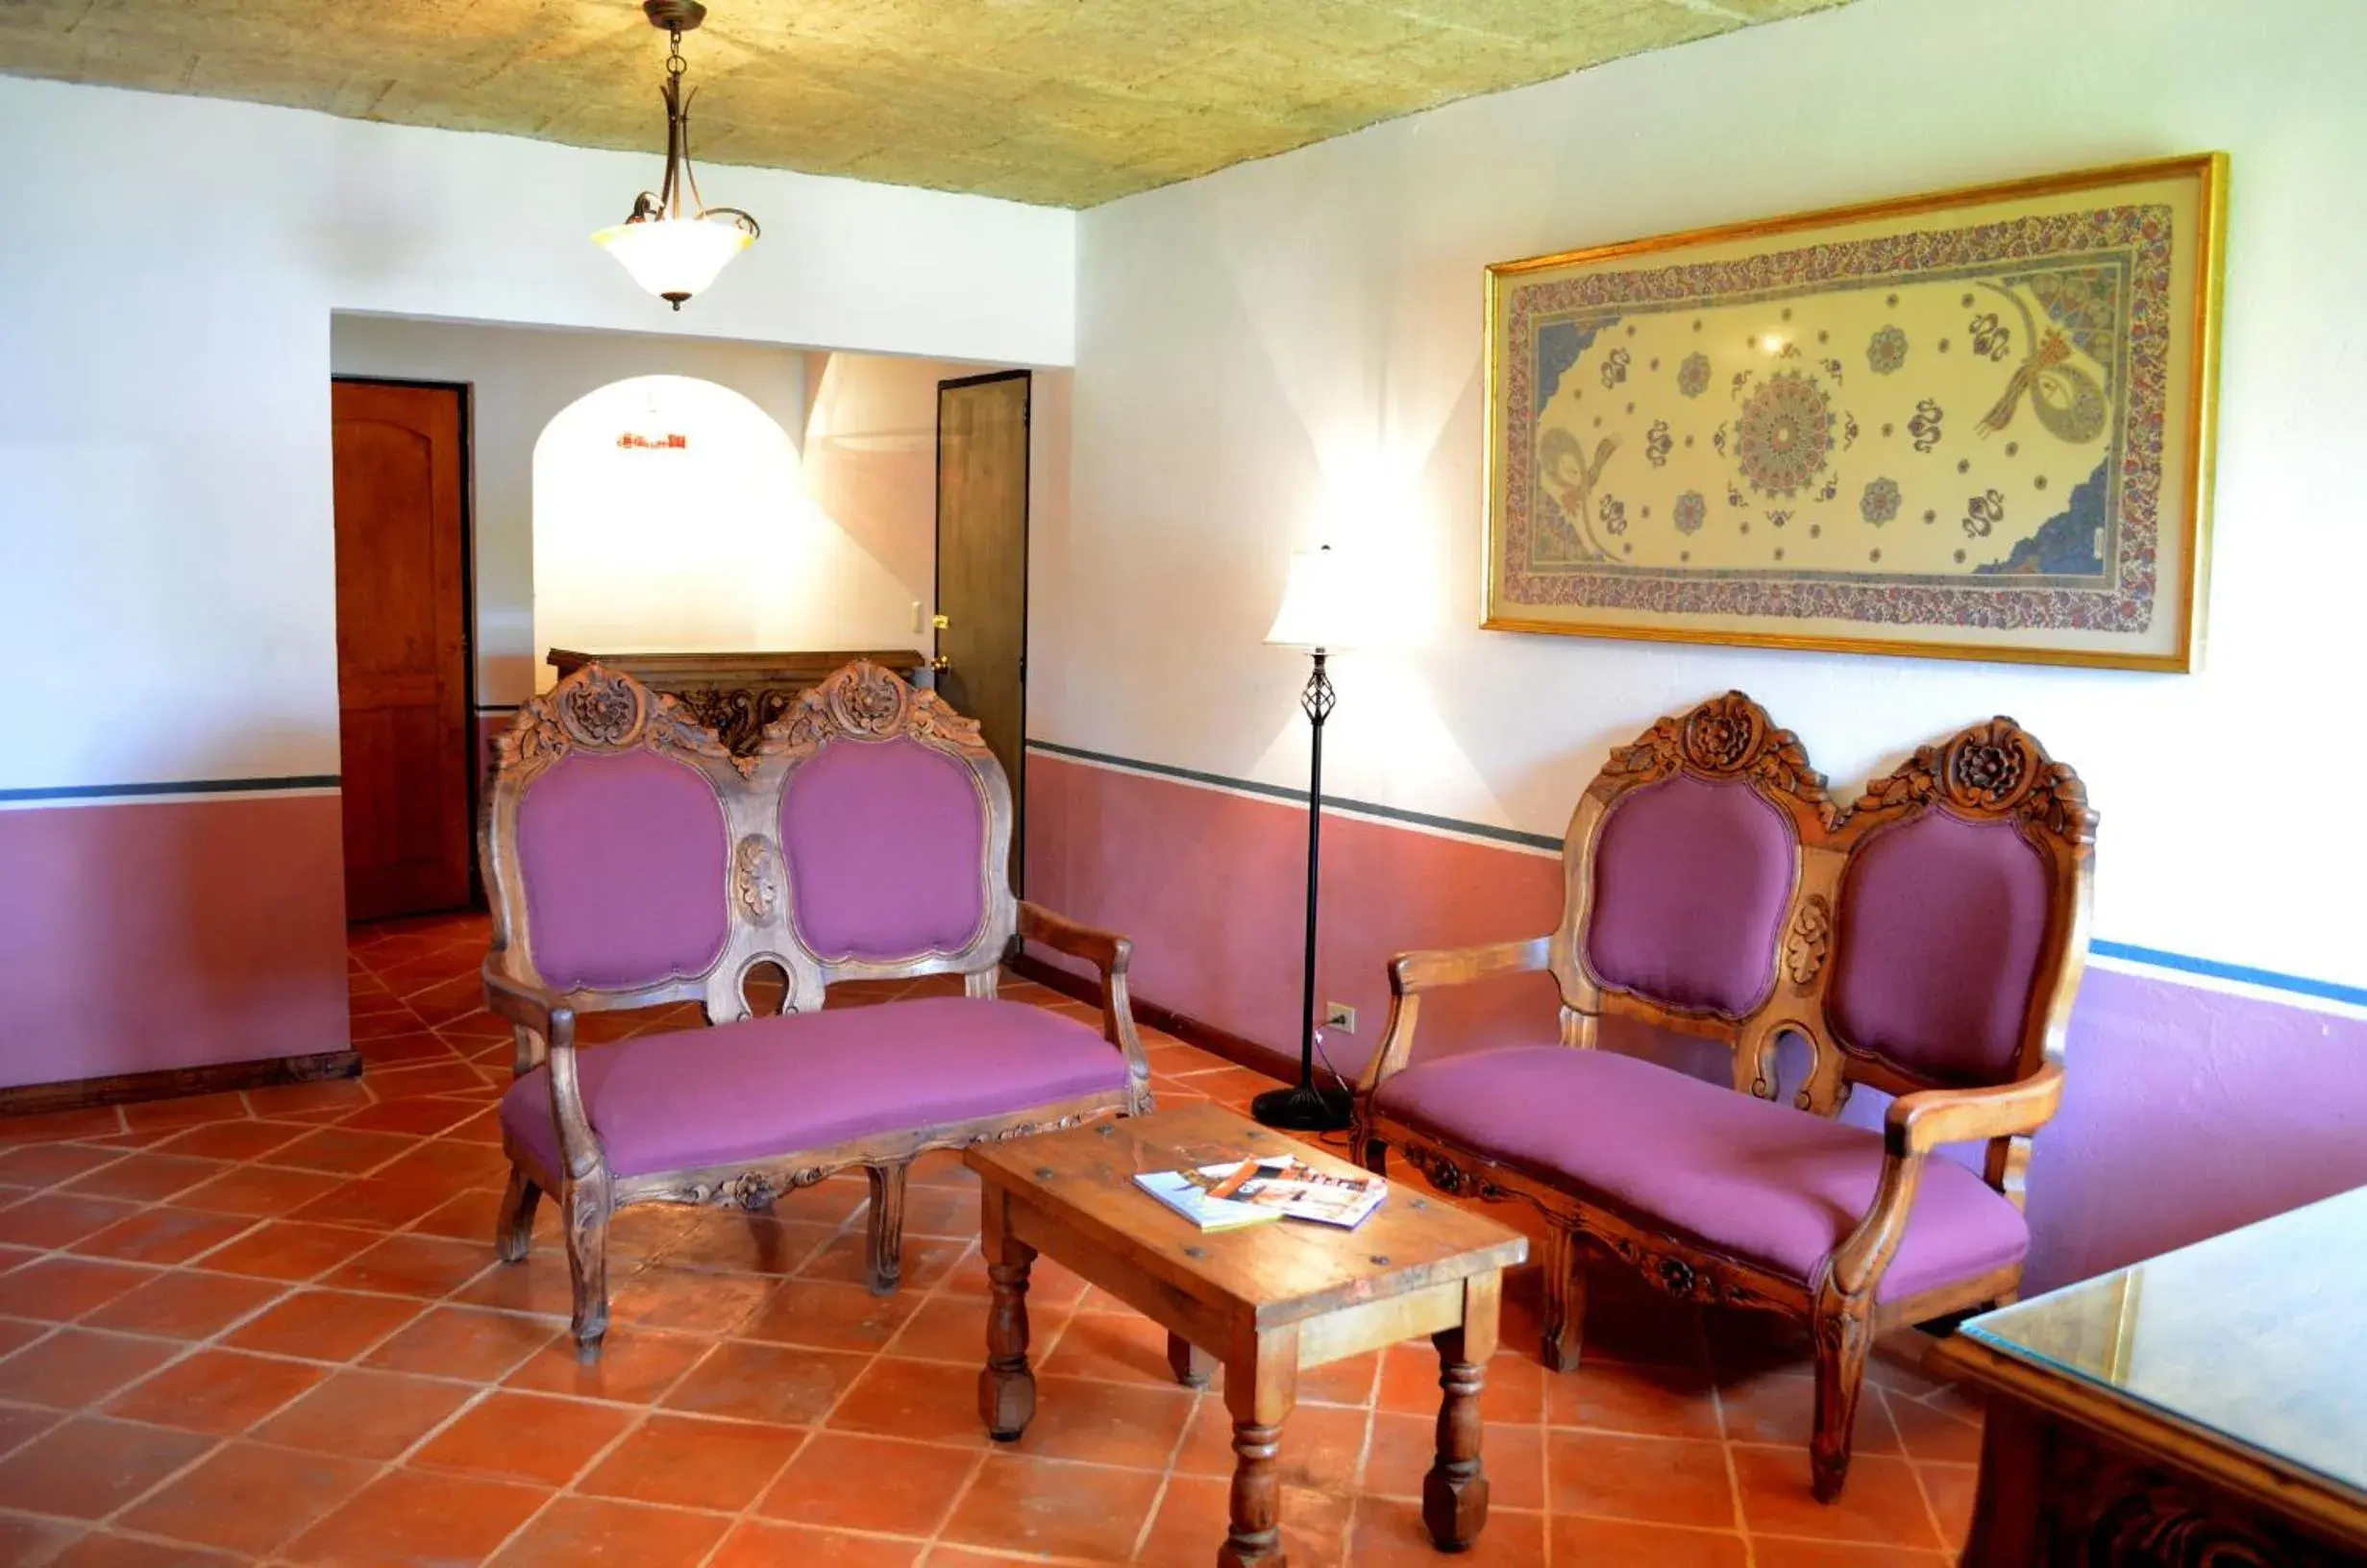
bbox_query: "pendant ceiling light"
[594,0,759,309]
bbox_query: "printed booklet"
[1134,1155,1386,1233]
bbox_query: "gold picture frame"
[1482,154,2227,671]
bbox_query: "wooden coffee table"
[965,1103,1528,1568]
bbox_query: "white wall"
[0,75,1072,792]
[1051,0,2367,987]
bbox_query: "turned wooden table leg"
[1220,1327,1298,1568]
[1425,1272,1501,1552]
[977,1188,1037,1441]
[1168,1331,1217,1389]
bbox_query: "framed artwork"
[1483,154,2227,671]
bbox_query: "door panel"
[333,380,472,921]
[935,372,1030,892]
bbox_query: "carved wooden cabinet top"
[546,647,927,756]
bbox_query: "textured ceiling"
[0,0,1858,208]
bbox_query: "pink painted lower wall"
[1025,750,1566,1077]
[1025,749,2367,1294]
[0,794,351,1090]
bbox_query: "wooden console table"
[966,1104,1527,1568]
[1936,1187,2367,1565]
[546,648,925,755]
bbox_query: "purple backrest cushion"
[516,749,731,992]
[1829,808,2050,1085]
[780,735,989,964]
[1585,773,1796,1015]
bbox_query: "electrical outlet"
[1323,1002,1357,1035]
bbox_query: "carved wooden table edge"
[964,1107,1527,1568]
[1933,1330,2367,1566]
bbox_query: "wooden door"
[935,371,1030,892]
[332,380,473,921]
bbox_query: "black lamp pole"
[1251,648,1354,1133]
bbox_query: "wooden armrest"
[480,959,600,1179]
[481,960,561,1034]
[1015,903,1151,1109]
[1828,1065,2066,1298]
[1356,937,1552,1101]
[1017,901,1131,978]
[1388,936,1552,996]
[1885,1065,2065,1157]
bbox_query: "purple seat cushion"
[501,996,1127,1179]
[517,750,731,992]
[1375,1046,2026,1303]
[1829,810,2050,1085]
[1586,774,1795,1016]
[781,737,990,965]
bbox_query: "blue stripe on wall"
[0,774,341,805]
[2088,942,2367,1011]
[1029,737,2361,1011]
[1024,737,1564,853]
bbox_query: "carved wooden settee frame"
[1352,693,2094,1500]
[481,661,1153,1358]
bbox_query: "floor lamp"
[1252,545,1357,1134]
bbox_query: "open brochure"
[1134,1155,1387,1233]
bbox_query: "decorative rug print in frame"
[1483,154,2226,672]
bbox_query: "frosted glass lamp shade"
[1265,545,1360,650]
[593,215,754,307]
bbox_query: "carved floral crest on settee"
[1600,690,1838,830]
[762,660,984,751]
[496,662,747,776]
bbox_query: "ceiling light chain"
[593,0,760,310]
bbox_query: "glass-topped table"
[1935,1186,2367,1564]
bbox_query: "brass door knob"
[928,654,952,672]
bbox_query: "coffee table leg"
[1424,1274,1501,1551]
[1220,1330,1297,1568]
[1168,1331,1217,1389]
[977,1188,1037,1441]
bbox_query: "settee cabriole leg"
[564,1175,611,1363]
[1809,1280,1872,1502]
[494,1166,541,1264]
[866,1161,910,1295]
[1540,1227,1586,1373]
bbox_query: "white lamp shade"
[1265,545,1360,649]
[593,215,754,304]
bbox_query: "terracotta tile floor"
[0,912,1983,1566]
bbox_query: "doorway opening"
[331,378,478,922]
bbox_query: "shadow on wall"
[801,352,943,614]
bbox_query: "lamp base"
[1249,1082,1355,1134]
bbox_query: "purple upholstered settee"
[1352,693,2095,1502]
[481,661,1151,1360]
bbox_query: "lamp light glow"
[594,214,752,306]
[1265,544,1361,650]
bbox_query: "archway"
[530,373,912,673]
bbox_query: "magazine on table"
[1134,1154,1386,1232]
